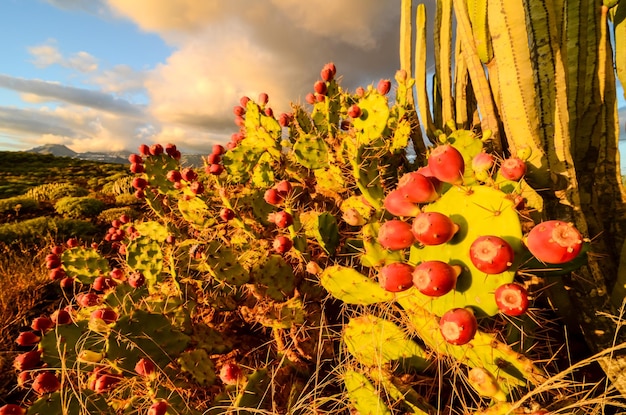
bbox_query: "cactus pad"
[320,265,394,305]
[61,246,109,284]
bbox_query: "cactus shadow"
[448,213,469,245]
[451,259,472,293]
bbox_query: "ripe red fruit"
[31,316,54,332]
[428,144,465,185]
[396,172,440,204]
[220,208,235,221]
[93,373,122,393]
[377,220,416,251]
[469,236,514,274]
[320,62,336,82]
[50,245,64,255]
[240,96,250,107]
[0,404,26,415]
[278,112,293,127]
[525,220,583,264]
[314,80,328,95]
[219,362,243,385]
[499,157,527,181]
[128,153,143,164]
[377,79,391,95]
[130,163,145,174]
[13,350,41,371]
[91,308,118,324]
[15,331,41,347]
[48,267,66,280]
[347,104,362,118]
[149,144,164,156]
[148,401,168,415]
[275,180,292,196]
[271,211,293,228]
[412,212,459,245]
[234,115,245,127]
[212,144,225,155]
[180,167,197,182]
[166,170,182,183]
[138,144,150,156]
[305,93,316,105]
[355,86,366,97]
[110,268,124,280]
[51,309,72,325]
[258,92,269,105]
[93,276,117,292]
[233,105,246,116]
[59,277,74,289]
[273,236,293,254]
[164,143,177,156]
[264,107,274,117]
[207,153,221,164]
[412,261,460,297]
[189,181,205,195]
[383,189,420,217]
[378,262,414,292]
[32,372,60,394]
[135,357,156,377]
[128,272,146,288]
[77,292,101,308]
[132,177,148,190]
[264,188,284,205]
[208,163,224,175]
[46,254,61,269]
[495,283,529,316]
[472,152,494,173]
[439,308,478,345]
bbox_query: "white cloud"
[28,39,99,73]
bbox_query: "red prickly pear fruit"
[264,107,274,117]
[0,404,26,415]
[166,170,182,183]
[525,220,583,264]
[134,189,145,199]
[135,357,156,377]
[234,115,245,127]
[149,143,163,156]
[219,362,243,385]
[130,163,145,174]
[377,79,391,95]
[377,220,415,251]
[264,188,284,205]
[45,253,61,268]
[110,268,124,280]
[208,163,224,175]
[378,262,414,292]
[233,105,246,116]
[77,292,101,308]
[66,237,79,248]
[189,181,205,195]
[50,245,64,255]
[495,283,529,316]
[305,93,316,105]
[412,261,460,297]
[220,208,235,221]
[395,69,408,82]
[270,211,294,228]
[275,180,292,196]
[13,350,41,371]
[51,309,72,325]
[148,401,168,415]
[207,153,221,164]
[416,165,443,192]
[347,104,362,118]
[499,157,526,181]
[32,372,60,394]
[258,92,269,105]
[91,308,118,324]
[93,276,117,292]
[278,112,293,127]
[383,189,420,217]
[212,144,225,155]
[164,143,177,156]
[166,235,176,244]
[314,80,327,95]
[132,177,148,190]
[93,373,122,393]
[320,62,336,82]
[428,144,465,185]
[59,277,74,289]
[49,267,65,280]
[129,272,145,288]
[412,212,459,245]
[355,86,365,97]
[240,96,250,107]
[138,144,151,156]
[469,236,514,274]
[273,236,293,254]
[472,152,494,173]
[180,167,197,182]
[439,308,478,345]
[315,93,325,103]
[15,331,41,347]
[396,172,440,204]
[31,316,54,332]
[128,153,143,164]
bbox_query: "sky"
[0,0,624,157]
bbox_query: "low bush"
[25,183,88,202]
[97,206,140,224]
[0,217,98,246]
[54,196,106,219]
[0,197,39,215]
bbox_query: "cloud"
[28,40,99,73]
[89,64,147,95]
[0,74,144,117]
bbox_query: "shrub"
[0,197,39,215]
[0,217,97,246]
[25,183,88,202]
[115,193,142,205]
[102,176,134,196]
[97,207,139,224]
[54,197,106,219]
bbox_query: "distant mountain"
[26,144,205,167]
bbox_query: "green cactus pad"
[446,129,484,184]
[300,211,340,255]
[343,314,429,371]
[320,265,394,305]
[361,222,405,267]
[106,309,190,372]
[367,369,434,415]
[241,296,306,329]
[143,153,180,196]
[343,369,391,415]
[390,118,412,153]
[178,348,216,386]
[235,368,270,412]
[397,297,547,391]
[251,151,275,188]
[27,390,110,415]
[126,236,163,288]
[196,241,250,286]
[353,92,390,144]
[340,195,373,226]
[61,246,109,284]
[192,323,232,354]
[134,220,170,242]
[222,143,265,184]
[408,185,524,316]
[40,320,104,369]
[249,254,295,301]
[314,164,345,195]
[293,134,329,169]
[178,196,215,229]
